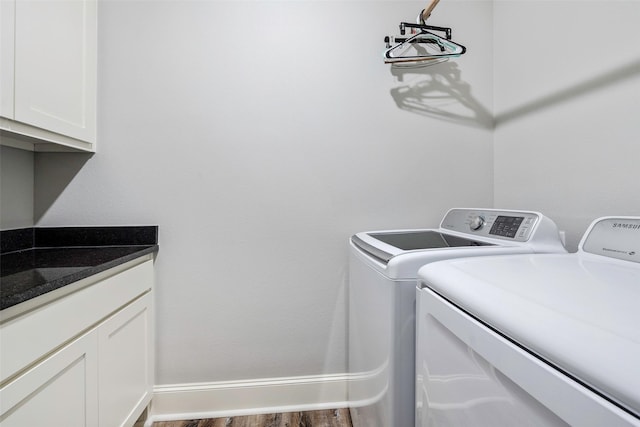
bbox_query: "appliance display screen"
[489,216,524,238]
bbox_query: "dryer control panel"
[440,209,540,242]
[581,216,640,263]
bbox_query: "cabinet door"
[0,330,99,427]
[13,0,96,143]
[98,292,154,427]
[0,0,15,118]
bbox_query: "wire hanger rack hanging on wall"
[384,0,466,67]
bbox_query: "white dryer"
[348,208,567,427]
[416,216,640,426]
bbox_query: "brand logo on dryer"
[612,222,640,230]
[602,248,637,257]
[602,248,636,256]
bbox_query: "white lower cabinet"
[0,331,99,426]
[99,293,153,427]
[0,257,154,427]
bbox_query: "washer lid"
[352,230,492,263]
[419,253,640,418]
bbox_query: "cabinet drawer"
[0,258,153,383]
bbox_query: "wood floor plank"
[153,409,352,427]
[307,409,351,426]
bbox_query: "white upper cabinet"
[0,0,97,152]
[0,0,16,119]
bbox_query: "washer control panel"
[441,209,540,242]
[489,215,525,238]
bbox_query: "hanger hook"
[417,9,426,25]
[420,0,441,23]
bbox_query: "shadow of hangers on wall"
[494,58,640,127]
[389,61,493,130]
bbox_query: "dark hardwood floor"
[153,408,352,427]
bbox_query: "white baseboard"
[147,373,349,424]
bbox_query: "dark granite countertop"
[1,226,158,311]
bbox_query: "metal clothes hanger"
[384,27,466,65]
[383,0,466,66]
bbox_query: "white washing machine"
[416,216,640,426]
[348,208,567,427]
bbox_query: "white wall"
[493,0,640,250]
[1,143,34,229]
[33,0,494,391]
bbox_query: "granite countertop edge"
[1,226,159,312]
[1,245,158,310]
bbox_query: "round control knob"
[469,215,485,231]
